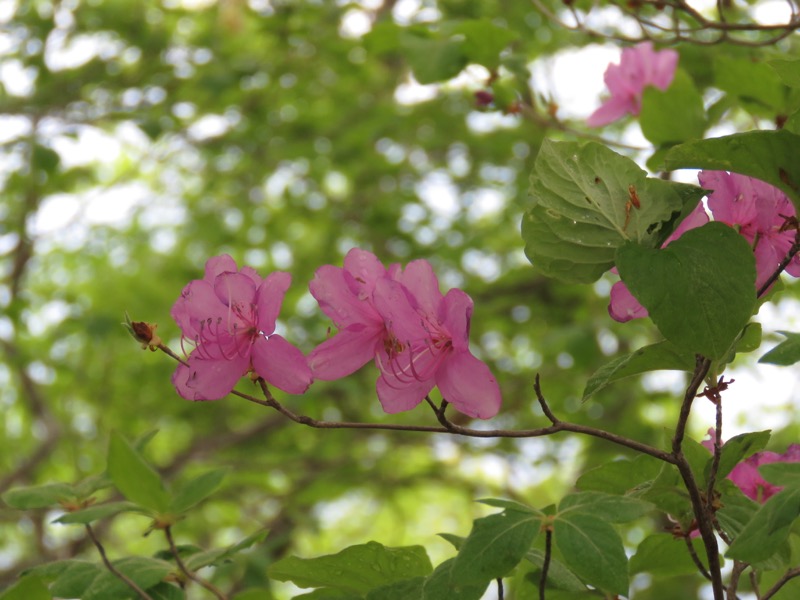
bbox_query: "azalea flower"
[372,260,502,419]
[608,171,800,322]
[587,41,679,127]
[171,254,312,400]
[307,248,392,380]
[702,430,800,503]
[308,250,501,419]
[699,171,800,290]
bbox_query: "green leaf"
[715,321,762,368]
[82,557,173,600]
[169,468,228,514]
[267,542,432,593]
[72,474,114,499]
[715,483,759,540]
[451,20,517,70]
[523,140,700,283]
[184,529,268,571]
[451,509,541,584]
[47,562,102,598]
[524,550,586,592]
[715,55,786,112]
[144,582,185,600]
[665,130,800,205]
[630,534,707,577]
[233,589,275,600]
[583,340,695,399]
[293,591,361,600]
[760,462,800,487]
[726,487,800,563]
[637,464,694,527]
[558,492,653,523]
[769,58,800,88]
[2,483,75,510]
[705,431,771,483]
[555,512,628,595]
[640,69,706,145]
[0,576,52,600]
[365,577,425,600]
[436,533,465,550]
[576,455,663,495]
[107,431,170,514]
[53,501,143,525]
[476,497,540,514]
[400,33,466,84]
[421,558,488,600]
[616,222,757,359]
[759,331,800,366]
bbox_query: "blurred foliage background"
[1,0,799,598]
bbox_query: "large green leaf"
[629,534,707,577]
[451,509,541,584]
[726,487,800,563]
[451,20,517,70]
[0,576,52,600]
[576,455,663,495]
[523,140,700,283]
[769,58,800,88]
[704,431,771,484]
[558,492,653,523]
[107,431,170,514]
[2,483,75,510]
[169,468,228,514]
[759,331,800,366]
[640,69,706,145]
[268,542,432,594]
[185,529,268,571]
[616,222,757,359]
[421,558,488,600]
[760,462,800,487]
[555,513,628,596]
[524,550,586,592]
[53,501,144,525]
[714,55,786,112]
[82,557,174,600]
[583,340,695,399]
[665,130,800,206]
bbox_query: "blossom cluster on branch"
[170,250,501,419]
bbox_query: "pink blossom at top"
[171,254,312,400]
[608,202,709,322]
[702,430,800,502]
[308,249,501,420]
[587,41,679,127]
[699,171,800,290]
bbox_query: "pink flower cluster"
[170,251,501,420]
[610,171,800,322]
[587,41,679,127]
[703,431,800,503]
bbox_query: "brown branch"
[762,566,800,599]
[683,534,712,581]
[540,528,552,600]
[164,526,228,600]
[757,230,800,298]
[85,525,154,600]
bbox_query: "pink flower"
[728,446,800,502]
[702,430,800,502]
[307,248,395,380]
[171,255,312,400]
[608,202,709,322]
[698,171,800,290]
[587,42,679,127]
[372,260,502,419]
[308,250,501,419]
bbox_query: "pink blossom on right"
[587,41,679,127]
[702,430,800,502]
[698,171,800,290]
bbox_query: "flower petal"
[375,371,433,414]
[172,352,249,401]
[394,259,442,316]
[308,324,382,380]
[441,288,473,350]
[372,278,428,343]
[171,280,226,332]
[214,272,258,307]
[310,265,381,328]
[343,248,389,297]
[436,350,501,419]
[204,254,239,282]
[256,271,291,334]
[608,280,649,322]
[586,98,633,127]
[251,334,313,394]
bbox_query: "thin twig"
[540,528,552,600]
[757,232,800,298]
[164,526,228,600]
[496,577,504,600]
[85,525,154,600]
[727,561,749,599]
[683,534,712,581]
[705,399,723,513]
[762,566,800,599]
